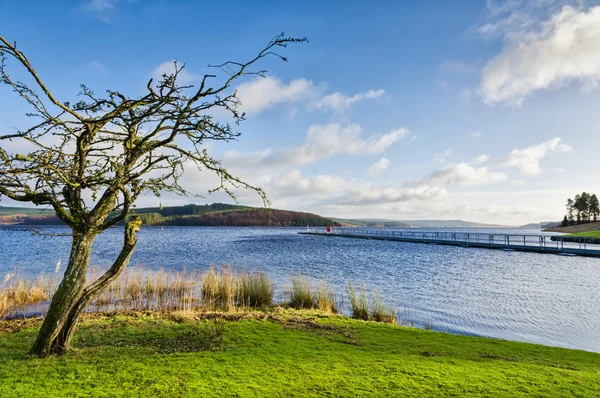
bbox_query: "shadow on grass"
[0,311,364,362]
[73,317,227,354]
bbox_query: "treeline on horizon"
[562,192,600,227]
[0,203,340,228]
[133,206,338,227]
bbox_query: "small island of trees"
[562,192,600,227]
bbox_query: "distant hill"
[329,218,412,228]
[332,218,512,229]
[0,205,54,216]
[0,203,340,228]
[519,221,559,230]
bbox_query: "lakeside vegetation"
[3,267,599,396]
[561,230,600,244]
[1,310,599,396]
[2,267,600,395]
[0,203,340,227]
[1,266,394,325]
[547,221,600,243]
[567,230,600,238]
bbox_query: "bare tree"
[0,33,306,357]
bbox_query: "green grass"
[567,230,600,238]
[1,311,599,397]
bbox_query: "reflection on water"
[1,226,599,352]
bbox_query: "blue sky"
[1,0,600,225]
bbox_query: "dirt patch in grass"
[279,316,360,346]
[0,317,42,334]
[77,325,225,354]
[478,353,519,362]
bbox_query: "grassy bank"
[1,310,599,397]
[545,221,600,233]
[550,230,600,244]
[567,230,600,238]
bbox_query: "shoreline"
[2,308,600,396]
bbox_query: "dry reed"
[1,266,390,324]
[288,276,338,313]
[348,282,396,324]
[0,273,52,319]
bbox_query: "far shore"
[544,221,600,234]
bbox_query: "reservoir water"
[1,226,599,353]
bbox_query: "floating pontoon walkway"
[299,229,600,258]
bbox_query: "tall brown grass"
[91,267,197,312]
[288,276,339,313]
[200,266,273,309]
[348,282,396,324]
[289,276,314,309]
[237,270,273,308]
[1,266,393,324]
[348,282,369,320]
[0,273,51,319]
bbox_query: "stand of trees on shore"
[561,192,600,227]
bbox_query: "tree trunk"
[30,217,143,357]
[51,218,141,354]
[29,230,95,357]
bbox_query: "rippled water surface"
[1,226,599,352]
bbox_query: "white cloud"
[478,10,534,39]
[234,76,385,115]
[225,123,409,168]
[502,137,573,175]
[484,0,522,19]
[334,184,447,206]
[143,72,386,117]
[261,170,350,198]
[313,89,385,113]
[367,158,390,177]
[471,131,482,138]
[235,76,316,114]
[80,0,117,22]
[471,154,490,165]
[475,0,577,39]
[419,162,507,187]
[152,61,199,85]
[480,5,600,106]
[82,0,115,12]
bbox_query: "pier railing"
[300,228,600,257]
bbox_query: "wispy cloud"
[333,184,448,206]
[367,158,390,177]
[312,89,386,113]
[234,76,385,116]
[501,137,573,175]
[225,123,409,168]
[416,162,507,187]
[234,76,316,114]
[80,0,118,23]
[478,4,600,106]
[259,170,351,198]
